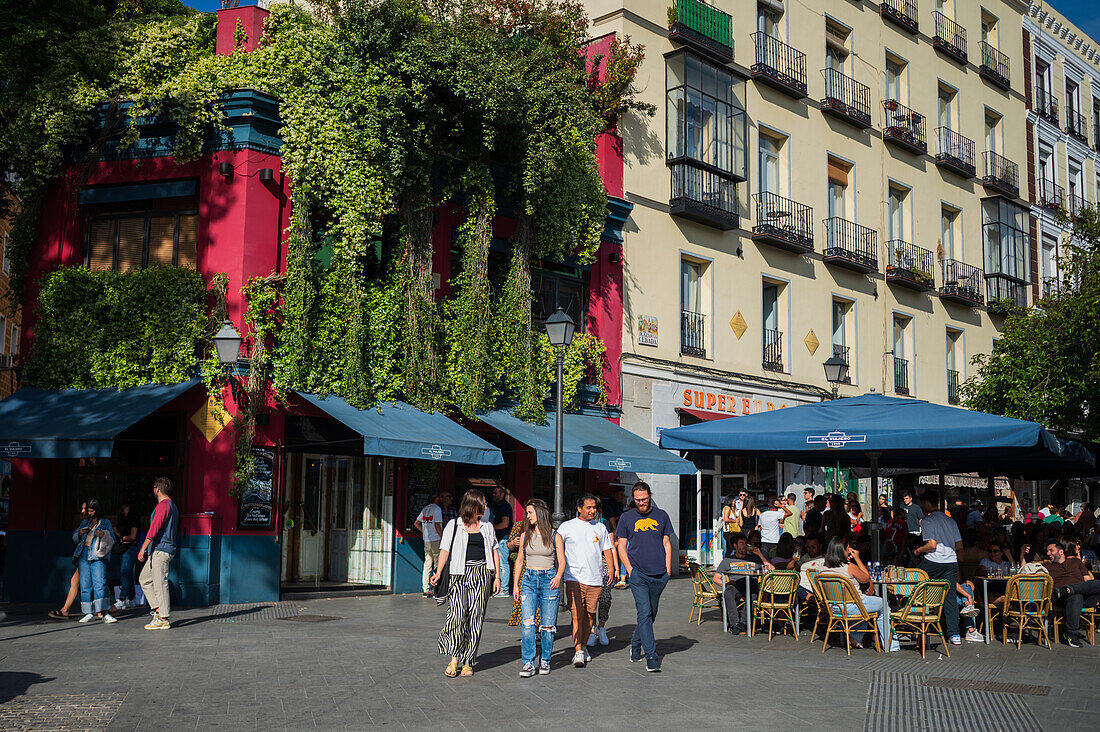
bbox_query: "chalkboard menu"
[239,447,275,528]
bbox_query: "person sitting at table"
[769,533,797,569]
[1044,539,1100,648]
[819,537,900,652]
[956,580,984,643]
[795,534,826,603]
[712,533,774,635]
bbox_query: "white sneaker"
[583,648,591,662]
[103,614,118,624]
[78,613,96,623]
[597,627,610,646]
[586,632,598,647]
[965,629,983,643]
[572,650,586,667]
[120,599,133,609]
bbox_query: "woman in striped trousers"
[431,489,501,677]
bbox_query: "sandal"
[444,661,458,678]
[48,610,69,620]
[460,664,474,676]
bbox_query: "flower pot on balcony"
[884,100,899,111]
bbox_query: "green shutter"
[675,0,733,49]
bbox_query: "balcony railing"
[947,369,960,404]
[1038,178,1065,210]
[762,328,784,372]
[669,162,739,230]
[1067,190,1087,217]
[935,127,976,178]
[1035,89,1058,125]
[681,310,706,357]
[880,0,918,34]
[882,100,926,155]
[668,0,734,62]
[939,259,984,306]
[886,240,936,291]
[932,11,967,65]
[823,217,878,273]
[751,33,807,99]
[979,42,1010,90]
[752,191,813,253]
[821,68,871,128]
[1041,276,1062,299]
[1066,107,1089,144]
[981,151,1019,199]
[893,356,910,396]
[986,275,1028,315]
[832,343,851,383]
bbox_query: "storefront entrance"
[282,454,393,587]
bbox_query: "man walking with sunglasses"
[616,481,673,673]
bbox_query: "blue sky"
[185,1,1100,43]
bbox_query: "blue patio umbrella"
[659,393,1094,478]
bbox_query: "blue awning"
[293,392,503,465]
[477,410,695,475]
[0,379,200,459]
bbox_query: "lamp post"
[213,319,247,404]
[544,307,575,527]
[822,354,849,400]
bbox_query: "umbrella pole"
[695,470,703,565]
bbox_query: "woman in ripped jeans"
[512,499,566,678]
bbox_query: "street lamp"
[822,354,849,400]
[544,307,575,527]
[213,320,247,404]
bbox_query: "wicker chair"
[885,566,929,607]
[803,568,823,640]
[889,580,950,658]
[1002,574,1053,649]
[1051,603,1098,645]
[687,561,722,624]
[752,570,799,639]
[813,575,883,655]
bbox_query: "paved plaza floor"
[0,577,1095,731]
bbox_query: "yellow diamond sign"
[191,394,232,443]
[804,329,820,355]
[729,311,747,340]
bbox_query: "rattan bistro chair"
[890,580,950,659]
[687,561,723,625]
[885,566,929,606]
[1002,574,1053,650]
[1051,602,1097,645]
[752,570,799,639]
[813,575,883,655]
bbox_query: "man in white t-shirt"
[557,494,616,668]
[414,492,450,596]
[913,490,963,645]
[758,496,792,555]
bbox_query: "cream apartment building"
[586,0,1032,554]
[1024,2,1100,299]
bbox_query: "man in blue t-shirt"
[615,480,673,672]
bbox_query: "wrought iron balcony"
[1035,89,1058,125]
[986,275,1028,315]
[669,162,739,230]
[982,151,1019,199]
[947,369,960,404]
[821,68,871,129]
[979,42,1010,90]
[667,0,733,63]
[893,356,910,396]
[822,217,878,273]
[932,11,967,65]
[1067,190,1087,217]
[681,310,706,357]
[886,240,936,292]
[762,328,784,372]
[935,127,975,178]
[751,33,807,99]
[1066,107,1089,144]
[832,344,851,383]
[880,0,918,34]
[939,259,984,307]
[1038,178,1065,210]
[752,192,813,253]
[882,100,926,155]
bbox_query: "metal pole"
[552,350,565,528]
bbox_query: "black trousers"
[1057,579,1100,637]
[918,559,959,638]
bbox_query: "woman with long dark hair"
[432,489,500,677]
[512,499,565,677]
[73,498,117,624]
[820,537,897,651]
[822,494,850,543]
[738,494,759,538]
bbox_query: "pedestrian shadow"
[169,605,277,628]
[0,671,55,704]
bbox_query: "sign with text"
[239,447,275,528]
[637,315,658,346]
[677,384,803,416]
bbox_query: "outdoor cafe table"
[719,567,799,636]
[869,576,923,645]
[978,575,1010,644]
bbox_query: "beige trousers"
[139,550,172,618]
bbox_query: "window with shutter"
[88,219,115,271]
[116,217,146,271]
[147,216,176,266]
[177,214,198,268]
[82,191,199,272]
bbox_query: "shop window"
[85,196,198,272]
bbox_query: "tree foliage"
[962,207,1100,440]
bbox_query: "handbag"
[433,518,460,606]
[92,520,115,560]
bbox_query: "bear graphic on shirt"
[634,517,659,532]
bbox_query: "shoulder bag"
[433,519,460,606]
[92,520,115,560]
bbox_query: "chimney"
[216,3,270,56]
